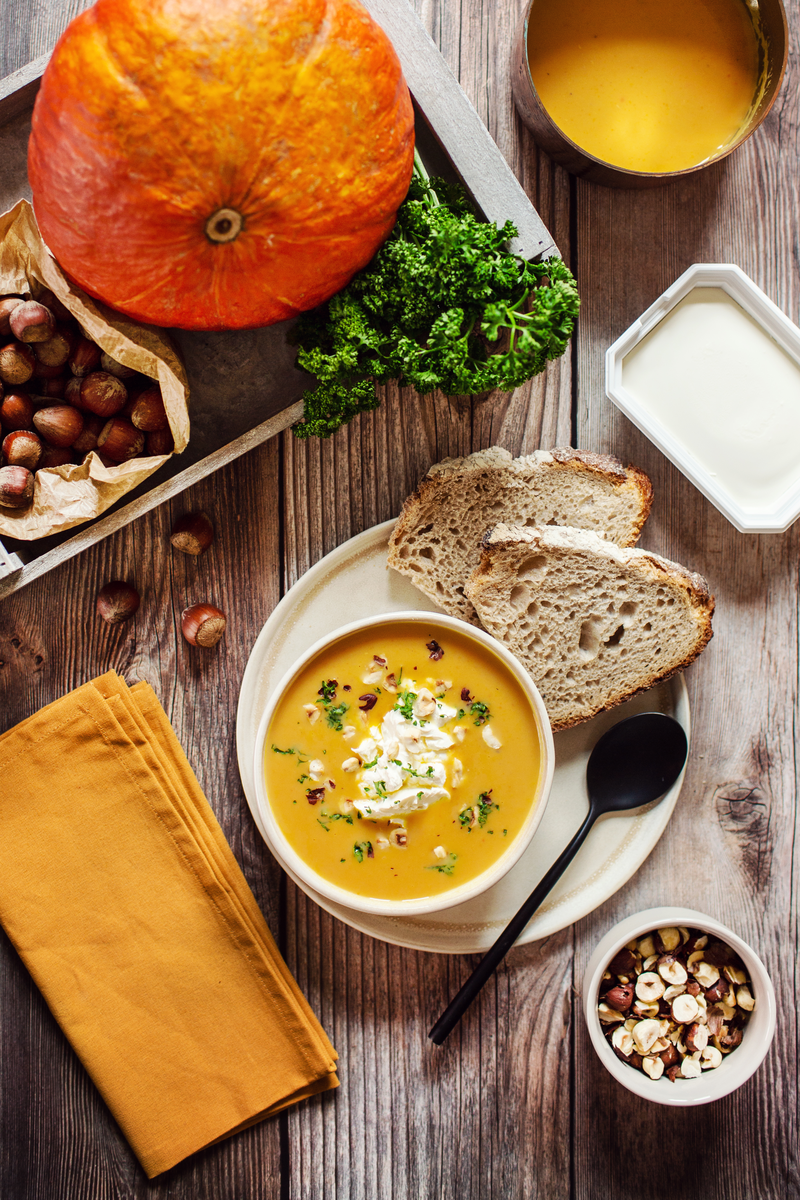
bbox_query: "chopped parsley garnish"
[324,812,353,826]
[459,790,496,831]
[353,841,374,862]
[425,852,458,876]
[469,700,491,726]
[297,774,310,784]
[326,701,349,731]
[317,679,338,702]
[317,818,330,832]
[394,691,415,720]
[271,744,297,755]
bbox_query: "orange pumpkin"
[28,0,414,331]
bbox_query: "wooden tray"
[0,0,556,599]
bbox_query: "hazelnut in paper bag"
[0,199,189,540]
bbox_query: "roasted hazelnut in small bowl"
[583,907,775,1105]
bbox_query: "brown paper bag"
[0,200,190,540]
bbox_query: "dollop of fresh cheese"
[351,685,458,818]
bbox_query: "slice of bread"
[388,447,653,624]
[465,524,714,730]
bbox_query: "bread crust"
[387,446,654,623]
[467,524,714,730]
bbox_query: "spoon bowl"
[429,711,689,1045]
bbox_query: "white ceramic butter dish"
[606,263,800,533]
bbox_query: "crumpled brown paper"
[0,200,190,540]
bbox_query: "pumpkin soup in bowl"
[253,612,554,916]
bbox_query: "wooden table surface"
[1,2,798,1197]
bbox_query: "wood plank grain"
[571,3,800,1194]
[0,444,287,1198]
[280,1,576,1197]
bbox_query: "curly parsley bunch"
[293,152,579,439]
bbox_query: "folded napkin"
[0,671,337,1177]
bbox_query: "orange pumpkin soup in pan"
[264,623,543,901]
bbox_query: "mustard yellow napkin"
[0,671,337,1177]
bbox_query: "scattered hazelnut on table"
[181,603,227,648]
[0,464,34,508]
[9,300,56,344]
[598,925,755,1082]
[96,580,140,624]
[170,511,214,555]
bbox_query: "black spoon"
[428,711,688,1046]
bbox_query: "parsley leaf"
[292,152,579,439]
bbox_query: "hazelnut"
[64,376,83,406]
[2,430,42,471]
[700,1045,723,1070]
[99,351,138,379]
[96,580,140,624]
[0,391,34,431]
[631,1018,662,1054]
[145,427,174,456]
[611,1026,635,1057]
[389,827,408,847]
[69,337,102,378]
[181,602,227,648]
[170,510,214,555]
[33,406,84,449]
[9,300,56,343]
[684,1022,709,1053]
[33,376,67,400]
[38,443,73,469]
[80,371,128,417]
[0,341,36,386]
[72,414,105,454]
[736,985,755,1012]
[641,1055,665,1081]
[0,296,22,336]
[635,972,665,1002]
[130,386,167,432]
[34,329,72,369]
[656,927,682,953]
[0,464,34,508]
[693,960,720,988]
[680,1054,703,1079]
[607,948,637,975]
[671,993,700,1024]
[96,417,144,462]
[657,955,688,986]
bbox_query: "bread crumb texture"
[388,447,653,623]
[466,525,714,730]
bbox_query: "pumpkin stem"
[205,208,243,244]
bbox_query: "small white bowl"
[605,263,800,534]
[252,610,555,917]
[583,907,776,1105]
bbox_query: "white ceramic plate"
[236,520,690,954]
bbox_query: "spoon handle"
[428,804,598,1046]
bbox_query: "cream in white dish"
[622,287,800,510]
